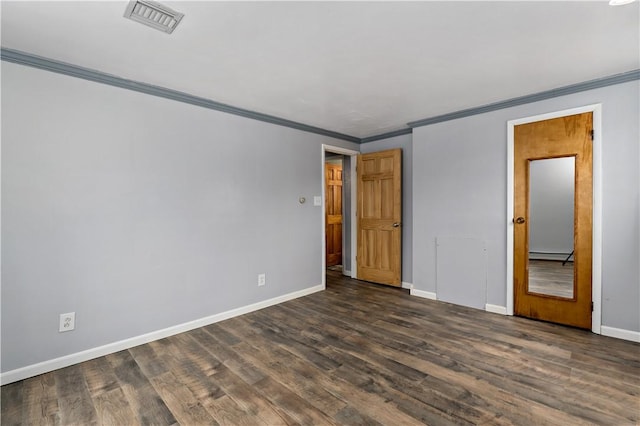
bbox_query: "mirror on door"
[528,156,575,299]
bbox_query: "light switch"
[313,196,322,206]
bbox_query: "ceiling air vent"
[124,0,184,34]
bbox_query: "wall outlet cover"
[59,312,75,332]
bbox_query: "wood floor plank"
[205,394,270,426]
[82,357,121,398]
[2,269,639,425]
[146,343,270,425]
[229,340,348,419]
[53,364,98,425]
[207,366,294,425]
[218,319,389,425]
[148,371,218,425]
[20,372,60,425]
[181,330,295,424]
[106,350,177,425]
[193,326,268,386]
[392,327,628,422]
[333,361,473,426]
[222,317,428,425]
[324,345,490,425]
[90,388,138,426]
[127,342,170,380]
[160,334,226,404]
[218,319,348,416]
[126,341,219,424]
[359,319,632,425]
[251,376,338,426]
[142,335,232,423]
[1,378,23,426]
[81,359,139,425]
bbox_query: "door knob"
[515,217,526,224]
[393,222,401,227]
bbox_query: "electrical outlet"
[59,312,75,332]
[258,273,266,286]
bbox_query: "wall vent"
[124,0,184,34]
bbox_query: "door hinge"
[590,129,594,141]
[591,301,594,312]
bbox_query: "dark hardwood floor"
[2,270,639,425]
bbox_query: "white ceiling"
[1,1,639,139]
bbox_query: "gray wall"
[360,134,413,284]
[529,157,575,256]
[413,80,639,332]
[1,62,359,373]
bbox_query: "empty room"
[1,1,639,424]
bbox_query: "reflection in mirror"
[528,157,575,298]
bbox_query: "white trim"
[591,106,603,334]
[0,60,3,380]
[350,155,357,279]
[485,304,508,315]
[401,281,413,290]
[321,148,327,288]
[321,144,361,157]
[0,284,323,385]
[506,104,602,334]
[343,269,352,276]
[506,122,515,315]
[601,326,640,343]
[321,144,359,287]
[410,289,437,300]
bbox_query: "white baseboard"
[343,270,352,276]
[402,281,413,290]
[601,326,640,343]
[0,284,324,385]
[410,288,437,300]
[485,304,507,315]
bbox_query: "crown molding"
[407,69,640,129]
[3,47,638,144]
[360,127,412,144]
[0,47,360,143]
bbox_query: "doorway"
[322,145,404,289]
[507,105,602,333]
[322,145,359,287]
[325,154,343,269]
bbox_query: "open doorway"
[325,153,344,271]
[322,145,359,287]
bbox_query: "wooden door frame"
[506,104,602,333]
[321,144,359,288]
